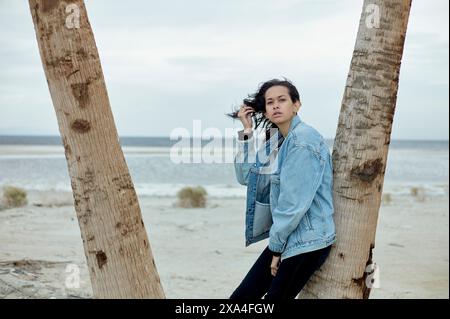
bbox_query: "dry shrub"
[410,186,426,202]
[381,193,392,204]
[2,186,28,209]
[176,186,207,208]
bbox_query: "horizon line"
[0,134,448,143]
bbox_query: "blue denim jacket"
[234,115,336,261]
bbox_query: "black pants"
[229,245,331,300]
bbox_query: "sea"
[0,136,448,199]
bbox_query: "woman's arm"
[268,144,326,254]
[234,128,256,186]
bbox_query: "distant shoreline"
[0,135,448,149]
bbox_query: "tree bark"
[298,0,412,299]
[29,0,165,298]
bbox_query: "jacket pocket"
[253,201,272,237]
[304,213,313,231]
[269,173,280,208]
[297,212,319,244]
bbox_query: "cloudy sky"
[0,0,448,140]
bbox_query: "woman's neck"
[278,118,293,137]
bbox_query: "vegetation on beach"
[1,186,28,209]
[410,186,426,202]
[381,193,392,204]
[176,186,208,208]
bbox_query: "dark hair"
[226,77,300,133]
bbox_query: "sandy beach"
[0,189,448,299]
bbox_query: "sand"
[0,190,448,299]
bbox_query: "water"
[0,136,448,198]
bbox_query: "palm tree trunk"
[299,0,412,299]
[28,0,165,298]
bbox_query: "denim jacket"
[234,115,336,261]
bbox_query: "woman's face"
[264,85,300,125]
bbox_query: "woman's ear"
[294,101,301,113]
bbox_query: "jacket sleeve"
[233,130,256,186]
[268,144,325,254]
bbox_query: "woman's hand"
[270,256,281,276]
[237,104,254,131]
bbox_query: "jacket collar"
[271,115,301,149]
[267,114,302,146]
[287,114,302,137]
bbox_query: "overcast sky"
[0,0,448,140]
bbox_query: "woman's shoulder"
[289,121,324,149]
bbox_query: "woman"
[228,78,336,299]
